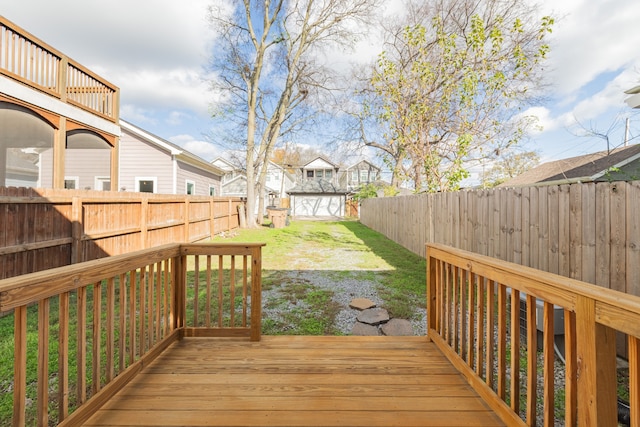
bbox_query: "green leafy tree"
[481,150,540,187]
[361,0,553,192]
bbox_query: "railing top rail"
[0,242,266,312]
[427,243,640,333]
[0,243,181,311]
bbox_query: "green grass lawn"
[212,219,427,334]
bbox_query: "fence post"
[576,295,617,425]
[209,199,215,238]
[184,197,191,242]
[71,197,82,263]
[140,197,148,250]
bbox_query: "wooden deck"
[82,336,505,427]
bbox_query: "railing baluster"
[497,283,507,400]
[218,255,224,327]
[475,275,485,378]
[106,277,116,381]
[206,255,212,328]
[486,279,496,389]
[77,287,87,404]
[564,309,577,426]
[13,306,27,427]
[155,262,162,341]
[526,295,538,426]
[467,272,475,368]
[242,255,248,327]
[37,299,50,427]
[118,273,127,373]
[194,255,199,326]
[93,281,103,395]
[629,335,640,427]
[128,269,136,364]
[543,301,555,426]
[230,255,236,327]
[510,289,520,414]
[58,292,70,422]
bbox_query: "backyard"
[212,219,427,335]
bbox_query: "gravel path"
[262,269,427,335]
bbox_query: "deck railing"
[427,243,640,427]
[0,16,119,122]
[0,242,263,427]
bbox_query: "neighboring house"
[288,157,350,218]
[212,157,295,200]
[212,157,295,213]
[500,144,640,187]
[299,156,340,185]
[119,121,223,195]
[341,160,381,190]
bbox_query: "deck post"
[426,247,437,336]
[250,246,262,341]
[576,295,617,426]
[172,255,186,330]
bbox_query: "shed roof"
[287,179,350,195]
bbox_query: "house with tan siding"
[119,121,223,195]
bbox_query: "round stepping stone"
[351,321,380,336]
[380,318,414,336]
[349,298,376,311]
[356,307,389,326]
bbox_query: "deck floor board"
[83,336,505,427]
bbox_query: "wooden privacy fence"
[427,243,640,426]
[361,181,640,298]
[0,242,264,427]
[0,187,243,279]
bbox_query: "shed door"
[293,195,344,217]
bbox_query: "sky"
[3,0,640,178]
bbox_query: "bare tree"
[358,0,553,192]
[481,150,540,187]
[208,0,380,226]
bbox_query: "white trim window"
[64,176,79,190]
[94,176,111,191]
[186,180,196,195]
[135,177,157,193]
[209,184,216,196]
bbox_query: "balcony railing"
[0,16,119,122]
[0,242,263,426]
[427,243,640,426]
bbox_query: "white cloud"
[169,134,220,161]
[538,0,640,95]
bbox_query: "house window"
[186,180,195,195]
[136,177,157,193]
[209,185,216,196]
[316,170,324,179]
[64,177,79,189]
[360,170,369,182]
[351,170,358,181]
[307,170,314,179]
[95,177,111,191]
[325,170,332,179]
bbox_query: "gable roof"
[346,159,381,171]
[302,156,339,170]
[287,179,349,195]
[500,144,640,187]
[120,120,224,175]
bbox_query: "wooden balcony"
[2,241,639,426]
[0,16,119,122]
